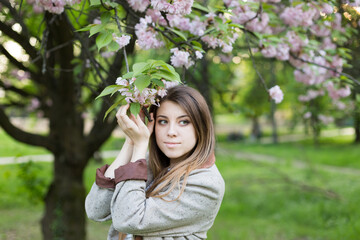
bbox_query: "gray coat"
[85,159,225,240]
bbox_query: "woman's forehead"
[157,101,187,117]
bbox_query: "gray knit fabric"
[85,164,225,240]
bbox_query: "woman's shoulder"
[187,164,225,193]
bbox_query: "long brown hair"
[146,85,215,200]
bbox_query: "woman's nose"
[167,124,177,137]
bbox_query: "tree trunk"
[269,61,278,144]
[41,155,86,240]
[354,109,360,143]
[270,100,278,144]
[251,116,262,141]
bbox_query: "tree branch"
[0,21,39,61]
[85,100,118,158]
[0,0,30,37]
[290,53,360,86]
[0,45,36,75]
[0,81,37,98]
[0,106,54,151]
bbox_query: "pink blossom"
[127,0,150,12]
[11,70,30,80]
[33,4,44,13]
[334,100,346,110]
[221,43,233,53]
[167,14,191,31]
[337,85,351,98]
[147,9,167,26]
[219,54,232,63]
[321,3,333,15]
[157,89,167,98]
[195,51,203,59]
[321,37,336,50]
[115,77,128,86]
[151,0,193,15]
[162,79,180,89]
[201,35,220,49]
[299,89,325,102]
[325,81,351,100]
[269,85,284,104]
[135,16,164,49]
[170,48,194,69]
[276,43,290,61]
[286,31,308,53]
[332,13,345,32]
[261,45,277,58]
[113,34,131,49]
[101,51,115,58]
[318,114,334,125]
[245,13,270,33]
[189,16,208,36]
[304,112,312,119]
[232,10,257,25]
[280,6,304,27]
[310,22,331,37]
[93,18,101,25]
[28,98,41,111]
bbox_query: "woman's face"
[155,101,197,163]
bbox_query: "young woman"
[85,85,225,240]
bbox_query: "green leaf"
[152,69,180,82]
[90,0,100,6]
[192,2,209,12]
[96,31,113,51]
[107,40,120,52]
[191,41,203,48]
[169,28,187,41]
[134,74,151,92]
[151,78,165,87]
[101,12,112,24]
[132,62,150,77]
[95,85,120,100]
[192,45,204,52]
[103,96,125,120]
[130,102,141,116]
[228,23,244,29]
[107,2,118,8]
[123,71,134,79]
[76,25,92,32]
[89,24,104,37]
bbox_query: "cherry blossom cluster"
[170,48,202,69]
[135,16,165,50]
[268,85,284,104]
[115,77,179,106]
[27,0,81,14]
[303,112,335,125]
[151,0,193,15]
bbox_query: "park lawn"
[0,130,50,157]
[1,147,360,240]
[219,134,360,169]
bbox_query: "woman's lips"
[164,142,180,148]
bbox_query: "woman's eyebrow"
[177,115,189,119]
[157,115,168,119]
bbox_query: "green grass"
[1,151,360,240]
[0,131,49,157]
[219,134,360,169]
[1,129,360,239]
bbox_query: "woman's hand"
[116,104,153,147]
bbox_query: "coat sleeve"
[85,160,149,222]
[110,165,225,237]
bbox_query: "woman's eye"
[158,119,167,125]
[179,120,190,126]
